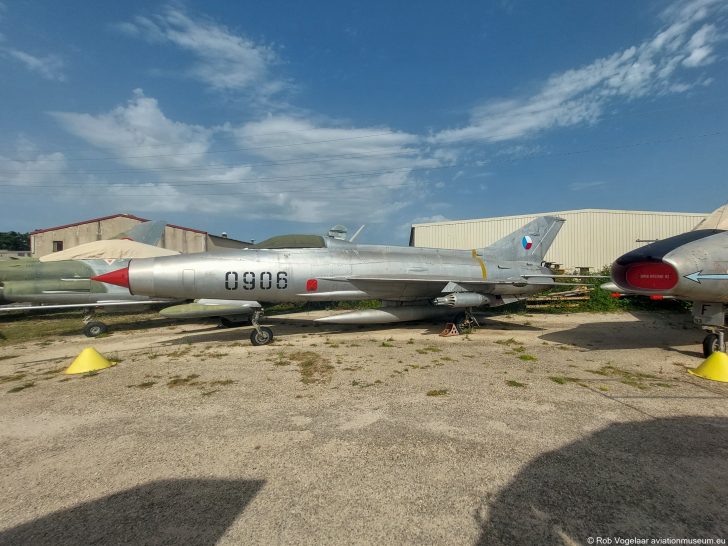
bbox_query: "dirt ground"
[1,309,727,545]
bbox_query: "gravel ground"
[1,310,727,545]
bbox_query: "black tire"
[220,317,248,328]
[703,333,720,358]
[250,327,274,346]
[83,321,108,338]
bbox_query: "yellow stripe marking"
[472,249,487,279]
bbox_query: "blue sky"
[1,0,726,244]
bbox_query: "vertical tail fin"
[484,216,565,261]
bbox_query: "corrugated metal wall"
[162,226,207,254]
[412,209,708,271]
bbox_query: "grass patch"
[426,389,448,396]
[8,381,35,393]
[288,351,334,384]
[506,380,526,388]
[167,347,193,358]
[494,338,523,346]
[0,310,166,346]
[416,346,442,354]
[588,364,662,390]
[167,374,201,388]
[380,342,394,348]
[351,379,382,388]
[209,379,235,387]
[0,372,27,384]
[272,352,291,366]
[518,354,537,361]
[206,351,230,358]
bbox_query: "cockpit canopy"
[254,234,327,249]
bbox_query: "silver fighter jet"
[93,217,568,345]
[606,204,728,356]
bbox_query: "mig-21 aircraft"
[605,203,728,356]
[93,216,572,345]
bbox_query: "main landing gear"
[453,309,480,334]
[249,309,274,346]
[702,330,725,358]
[82,309,109,338]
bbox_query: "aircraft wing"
[0,300,175,312]
[317,274,567,300]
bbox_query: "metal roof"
[412,208,708,227]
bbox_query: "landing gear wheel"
[250,326,274,346]
[83,321,108,338]
[703,333,721,357]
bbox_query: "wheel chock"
[439,323,460,337]
[688,351,728,383]
[65,347,113,375]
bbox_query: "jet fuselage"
[611,230,728,303]
[123,242,553,303]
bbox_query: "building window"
[52,240,64,252]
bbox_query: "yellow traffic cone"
[688,351,728,383]
[64,347,113,375]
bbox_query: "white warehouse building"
[410,209,709,272]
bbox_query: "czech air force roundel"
[522,235,533,250]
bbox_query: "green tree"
[0,232,30,251]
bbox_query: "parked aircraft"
[94,216,570,345]
[605,203,728,356]
[0,222,255,336]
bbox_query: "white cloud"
[434,0,727,145]
[227,116,441,222]
[682,24,717,67]
[50,89,213,170]
[397,214,450,237]
[4,48,65,81]
[119,6,283,97]
[47,91,443,223]
[569,181,607,192]
[0,150,67,188]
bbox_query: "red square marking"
[306,279,318,292]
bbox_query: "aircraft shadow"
[476,416,728,545]
[0,478,264,546]
[539,314,700,352]
[162,315,544,346]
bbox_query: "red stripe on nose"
[92,267,130,288]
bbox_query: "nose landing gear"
[249,309,274,346]
[702,330,726,357]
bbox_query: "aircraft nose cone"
[92,267,130,288]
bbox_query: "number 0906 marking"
[225,271,287,291]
